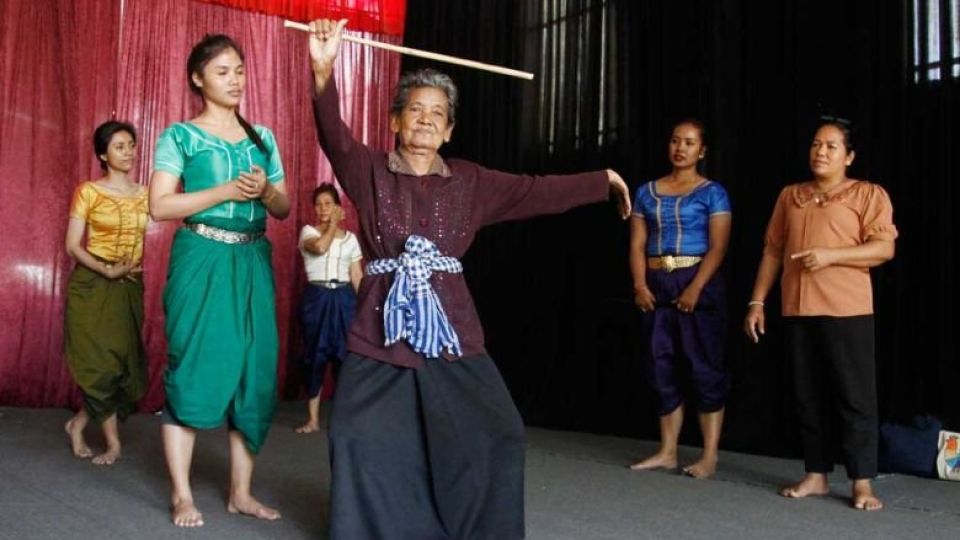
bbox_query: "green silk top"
[153,122,284,232]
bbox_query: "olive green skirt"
[64,264,146,423]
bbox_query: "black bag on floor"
[878,415,941,478]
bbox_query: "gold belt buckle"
[662,254,677,273]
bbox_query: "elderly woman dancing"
[307,19,631,540]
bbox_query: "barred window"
[523,0,618,153]
[911,0,960,82]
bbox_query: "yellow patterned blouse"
[69,181,149,264]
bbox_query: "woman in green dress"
[64,120,148,466]
[149,34,290,528]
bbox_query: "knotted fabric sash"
[366,235,463,358]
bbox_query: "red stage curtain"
[196,0,406,36]
[0,0,401,410]
[0,0,122,407]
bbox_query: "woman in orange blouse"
[63,121,149,466]
[744,120,897,510]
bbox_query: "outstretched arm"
[308,18,373,205]
[474,167,631,227]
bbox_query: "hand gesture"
[125,264,143,282]
[103,258,135,280]
[744,304,765,343]
[606,169,632,219]
[790,247,835,272]
[330,205,345,228]
[674,285,702,314]
[237,165,268,200]
[309,19,348,73]
[634,285,656,312]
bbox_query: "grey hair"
[390,68,459,125]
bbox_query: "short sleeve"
[860,184,898,242]
[346,233,363,262]
[69,183,93,221]
[153,126,185,176]
[255,126,284,183]
[631,182,649,217]
[708,183,732,215]
[299,225,321,247]
[763,187,790,259]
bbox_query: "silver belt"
[185,223,263,244]
[310,280,350,289]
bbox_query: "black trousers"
[784,315,878,479]
[328,353,526,540]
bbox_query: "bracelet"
[748,300,764,307]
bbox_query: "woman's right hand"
[744,304,765,343]
[309,18,348,88]
[634,285,656,312]
[330,206,345,228]
[103,259,135,280]
[220,180,250,202]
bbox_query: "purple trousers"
[640,264,728,416]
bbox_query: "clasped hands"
[103,258,141,281]
[634,284,702,314]
[227,165,274,202]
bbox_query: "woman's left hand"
[124,264,143,282]
[237,165,268,200]
[790,247,836,271]
[675,285,702,313]
[606,169,632,219]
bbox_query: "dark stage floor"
[1,402,958,539]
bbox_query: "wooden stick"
[283,20,534,81]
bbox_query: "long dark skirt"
[329,353,526,540]
[63,264,146,422]
[301,284,356,397]
[639,264,728,415]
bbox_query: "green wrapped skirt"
[162,227,278,454]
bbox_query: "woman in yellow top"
[63,120,149,465]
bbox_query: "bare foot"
[629,451,678,471]
[92,446,121,466]
[64,419,93,459]
[171,497,204,527]
[779,473,830,498]
[682,456,718,479]
[228,496,281,521]
[294,421,320,434]
[852,480,883,511]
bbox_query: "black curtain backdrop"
[400,0,959,458]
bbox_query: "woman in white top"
[296,184,362,433]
